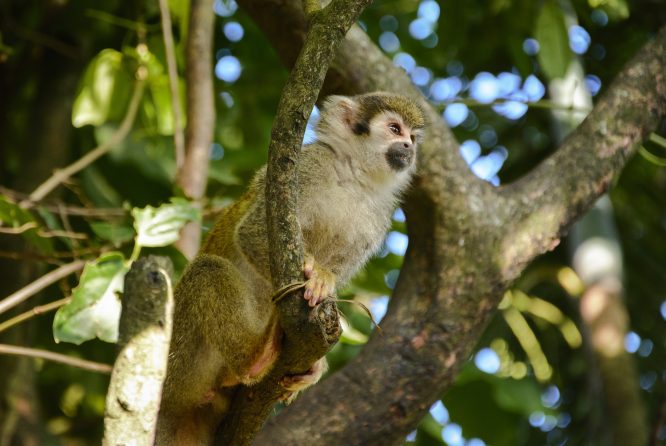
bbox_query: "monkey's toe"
[303,256,336,306]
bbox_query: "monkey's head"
[316,92,426,177]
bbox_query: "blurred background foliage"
[0,0,665,445]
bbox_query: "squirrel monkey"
[157,92,426,444]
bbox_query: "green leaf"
[53,252,129,344]
[71,49,131,128]
[534,0,572,80]
[132,197,200,248]
[0,195,53,253]
[90,221,135,247]
[147,74,175,135]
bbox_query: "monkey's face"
[315,93,425,179]
[364,111,422,173]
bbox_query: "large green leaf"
[132,197,200,248]
[534,0,572,80]
[53,252,128,344]
[71,49,131,128]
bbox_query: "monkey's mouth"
[386,146,414,171]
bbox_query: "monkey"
[156,92,426,445]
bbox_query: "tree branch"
[175,0,215,259]
[26,77,146,203]
[0,260,85,315]
[498,26,666,281]
[237,3,666,444]
[0,344,112,374]
[214,1,372,444]
[103,256,174,446]
[0,297,70,334]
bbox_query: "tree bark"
[236,3,666,443]
[103,256,174,446]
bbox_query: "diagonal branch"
[214,0,372,444]
[27,77,146,203]
[497,26,666,281]
[239,3,666,445]
[0,344,112,374]
[0,260,85,315]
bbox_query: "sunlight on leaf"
[53,252,128,344]
[71,49,131,128]
[132,198,201,248]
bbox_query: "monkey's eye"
[388,123,401,135]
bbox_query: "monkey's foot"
[303,254,336,307]
[279,358,328,403]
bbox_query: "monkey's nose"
[386,142,414,171]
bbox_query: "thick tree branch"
[498,27,666,281]
[238,3,666,445]
[175,0,215,259]
[103,256,174,446]
[214,1,371,444]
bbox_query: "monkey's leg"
[303,253,336,306]
[158,254,275,445]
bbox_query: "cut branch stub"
[103,255,174,446]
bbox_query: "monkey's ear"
[322,95,359,129]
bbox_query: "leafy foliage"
[53,252,128,344]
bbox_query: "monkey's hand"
[279,357,328,404]
[303,254,336,307]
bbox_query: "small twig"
[0,260,85,315]
[0,222,38,234]
[0,188,128,218]
[37,229,87,240]
[0,223,87,240]
[0,343,112,374]
[158,0,185,169]
[36,206,127,218]
[0,297,70,334]
[0,245,110,262]
[27,75,146,203]
[58,203,82,251]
